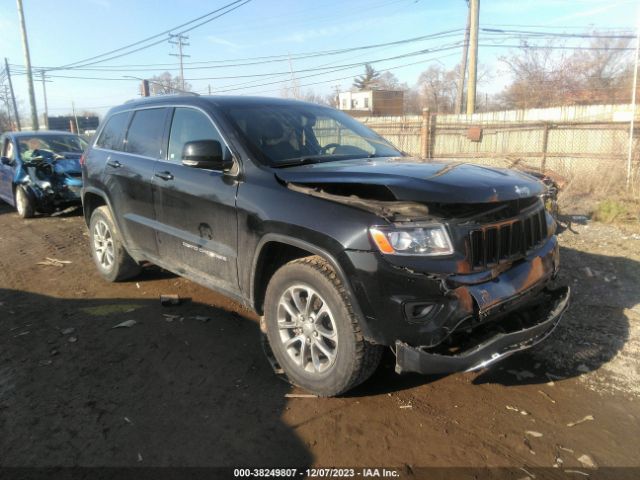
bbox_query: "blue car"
[0,130,88,218]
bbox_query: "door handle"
[154,171,174,181]
[106,159,122,168]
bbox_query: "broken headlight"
[369,224,453,256]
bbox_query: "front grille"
[469,207,548,268]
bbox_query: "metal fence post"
[421,108,431,160]
[541,122,549,172]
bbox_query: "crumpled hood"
[275,157,544,203]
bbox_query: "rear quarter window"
[95,112,129,151]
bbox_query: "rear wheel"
[15,186,34,218]
[264,256,382,397]
[89,206,141,282]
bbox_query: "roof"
[4,130,81,138]
[108,95,329,114]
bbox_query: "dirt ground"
[0,202,639,476]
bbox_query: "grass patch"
[592,199,640,224]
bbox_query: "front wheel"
[264,256,382,397]
[89,206,141,282]
[15,186,34,218]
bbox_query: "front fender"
[250,232,378,343]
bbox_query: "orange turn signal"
[370,228,394,254]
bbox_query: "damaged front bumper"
[394,286,570,375]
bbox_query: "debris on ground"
[567,415,594,427]
[124,417,133,425]
[577,453,597,468]
[68,336,78,343]
[525,430,543,438]
[284,393,317,398]
[112,320,137,329]
[60,327,75,335]
[523,437,535,455]
[571,215,589,224]
[190,315,210,322]
[538,390,556,404]
[38,359,53,366]
[14,331,30,337]
[162,314,181,322]
[399,405,413,409]
[160,294,180,306]
[564,470,590,476]
[582,267,595,278]
[137,453,143,462]
[505,405,530,415]
[37,257,72,267]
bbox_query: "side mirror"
[181,140,233,171]
[1,156,14,166]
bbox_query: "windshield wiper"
[272,154,359,168]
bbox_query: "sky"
[0,0,637,121]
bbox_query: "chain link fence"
[353,104,640,187]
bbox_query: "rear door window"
[95,112,129,151]
[124,108,168,159]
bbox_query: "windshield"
[221,103,403,167]
[17,135,88,161]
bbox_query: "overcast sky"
[0,0,637,119]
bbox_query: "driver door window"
[167,108,229,166]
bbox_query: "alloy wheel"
[277,284,338,374]
[93,219,115,270]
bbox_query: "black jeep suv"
[82,96,569,396]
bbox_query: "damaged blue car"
[0,130,87,218]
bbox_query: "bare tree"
[416,65,459,113]
[0,111,12,132]
[149,72,192,95]
[498,34,633,108]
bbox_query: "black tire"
[264,256,382,397]
[89,206,141,282]
[15,186,35,218]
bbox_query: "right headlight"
[369,224,454,256]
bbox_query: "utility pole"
[71,101,79,134]
[40,70,49,129]
[169,34,190,92]
[466,0,480,116]
[288,53,300,99]
[455,1,471,115]
[140,79,150,97]
[626,8,640,190]
[4,58,21,131]
[16,0,38,130]
[208,84,212,95]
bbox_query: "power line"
[18,42,463,86]
[13,29,463,73]
[481,28,635,39]
[47,0,252,71]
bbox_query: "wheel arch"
[250,234,375,341]
[82,187,110,226]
